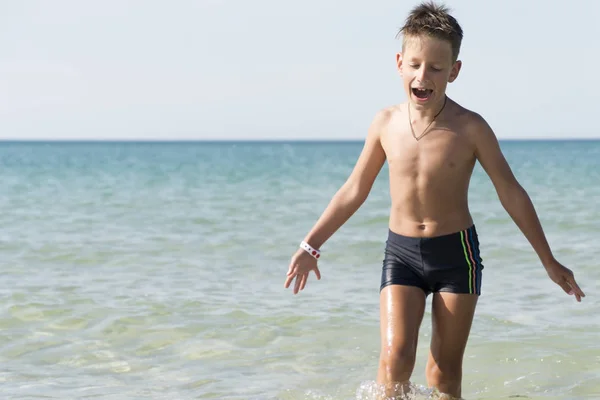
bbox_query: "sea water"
[0,140,598,399]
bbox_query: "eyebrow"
[407,58,447,65]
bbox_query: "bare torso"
[380,100,477,237]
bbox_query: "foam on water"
[279,381,455,400]
[355,381,438,400]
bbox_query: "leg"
[425,292,478,399]
[377,285,426,398]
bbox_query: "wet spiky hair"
[396,1,463,61]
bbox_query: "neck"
[409,95,448,122]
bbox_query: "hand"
[544,258,585,302]
[284,248,321,294]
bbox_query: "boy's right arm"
[300,109,389,249]
[284,109,390,294]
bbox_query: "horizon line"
[1,137,599,143]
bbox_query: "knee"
[426,360,462,390]
[379,343,417,381]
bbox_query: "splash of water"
[280,380,463,400]
[354,380,446,400]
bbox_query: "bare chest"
[382,127,475,177]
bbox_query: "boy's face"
[396,35,462,110]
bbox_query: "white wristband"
[300,241,321,260]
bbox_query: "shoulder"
[448,101,497,148]
[446,101,489,131]
[374,104,402,125]
[450,104,507,165]
[357,105,404,153]
[368,104,404,136]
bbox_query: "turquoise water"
[0,140,599,399]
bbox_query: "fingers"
[284,264,321,294]
[284,274,293,289]
[314,266,321,281]
[558,280,572,295]
[284,264,296,288]
[557,270,585,302]
[294,273,303,294]
[284,263,305,294]
[566,277,585,302]
[299,273,308,292]
[548,264,586,303]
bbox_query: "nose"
[416,66,429,83]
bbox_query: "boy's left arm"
[469,114,585,302]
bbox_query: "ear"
[448,60,462,83]
[396,52,403,76]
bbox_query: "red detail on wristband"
[300,241,321,260]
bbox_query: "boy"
[284,1,585,398]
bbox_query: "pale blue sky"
[1,0,599,140]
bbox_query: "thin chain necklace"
[408,95,447,141]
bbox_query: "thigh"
[428,292,478,366]
[379,285,427,351]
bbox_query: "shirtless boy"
[284,1,585,398]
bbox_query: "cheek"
[400,68,414,80]
[435,71,452,84]
[435,76,449,85]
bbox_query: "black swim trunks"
[380,225,484,296]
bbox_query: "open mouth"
[412,88,433,100]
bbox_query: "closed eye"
[408,64,443,72]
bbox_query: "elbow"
[497,181,528,210]
[339,180,370,208]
